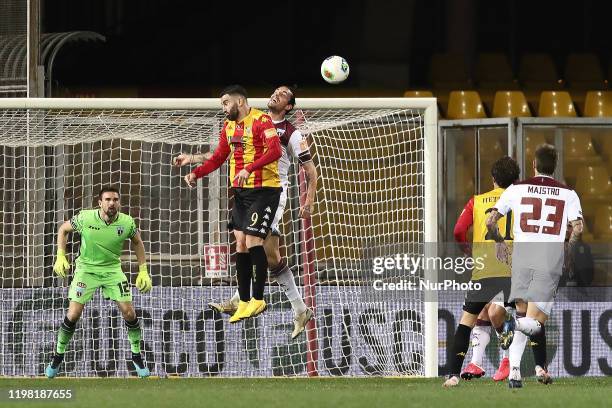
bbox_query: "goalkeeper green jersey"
[70,209,137,275]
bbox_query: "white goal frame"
[0,97,438,377]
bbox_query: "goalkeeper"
[46,186,152,378]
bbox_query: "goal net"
[0,98,438,377]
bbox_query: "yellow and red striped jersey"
[455,187,512,280]
[193,108,281,188]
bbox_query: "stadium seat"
[575,165,612,201]
[446,91,486,119]
[584,91,612,117]
[524,132,549,156]
[519,54,562,89]
[403,90,434,98]
[492,91,531,117]
[564,130,600,160]
[430,53,472,89]
[564,53,605,90]
[593,205,612,239]
[563,130,603,186]
[538,91,577,117]
[601,135,612,158]
[474,53,518,89]
[522,132,549,177]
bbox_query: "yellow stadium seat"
[538,91,577,117]
[601,136,612,159]
[593,205,612,239]
[403,90,434,98]
[492,91,531,117]
[565,54,605,90]
[522,132,550,178]
[446,91,487,119]
[475,53,517,89]
[519,54,562,89]
[430,53,472,89]
[524,132,549,157]
[575,165,612,200]
[564,130,600,160]
[584,91,612,117]
[563,130,603,186]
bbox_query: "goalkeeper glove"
[53,249,70,278]
[136,264,152,293]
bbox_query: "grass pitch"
[0,377,609,408]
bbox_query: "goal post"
[0,97,438,378]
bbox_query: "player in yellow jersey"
[444,156,520,387]
[182,85,282,322]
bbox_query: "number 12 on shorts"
[117,281,130,297]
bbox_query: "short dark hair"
[98,186,120,200]
[534,144,557,175]
[491,156,520,188]
[220,84,248,99]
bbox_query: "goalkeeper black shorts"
[462,276,511,315]
[230,187,282,239]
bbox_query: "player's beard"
[104,207,117,219]
[226,105,239,121]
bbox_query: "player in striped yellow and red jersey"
[444,156,520,387]
[183,85,282,322]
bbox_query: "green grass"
[0,377,610,408]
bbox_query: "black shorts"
[230,187,282,239]
[462,277,512,315]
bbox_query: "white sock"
[470,325,490,367]
[509,330,528,378]
[275,269,307,316]
[231,290,240,304]
[502,348,509,359]
[516,317,542,336]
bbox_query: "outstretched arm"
[173,152,212,166]
[299,161,318,218]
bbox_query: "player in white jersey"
[486,144,583,388]
[174,86,318,338]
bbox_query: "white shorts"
[270,186,288,236]
[509,266,561,316]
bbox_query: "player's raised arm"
[53,221,74,278]
[299,161,318,218]
[183,128,231,188]
[173,151,213,166]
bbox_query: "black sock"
[451,324,472,376]
[51,353,65,369]
[236,252,252,302]
[249,245,268,300]
[530,325,547,368]
[132,353,145,368]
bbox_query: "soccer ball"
[321,56,349,84]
